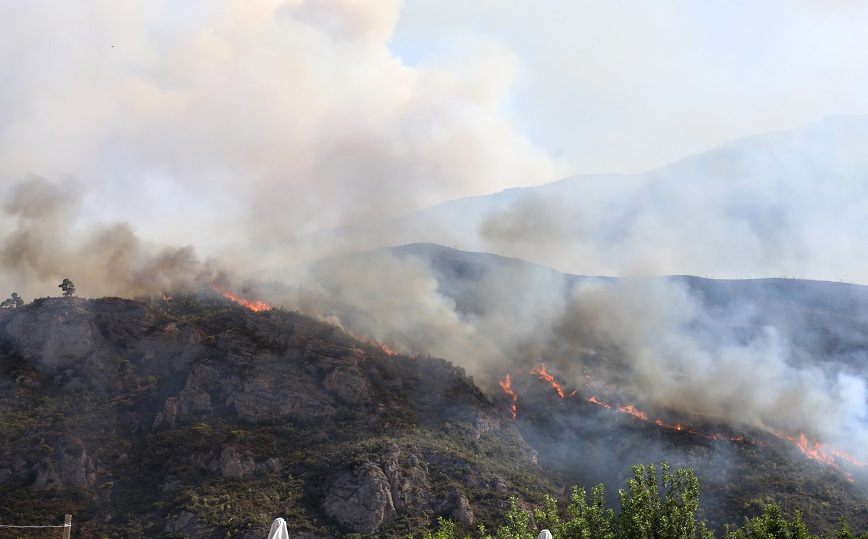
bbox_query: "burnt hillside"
[0,295,546,538]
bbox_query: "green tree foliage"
[419,517,457,539]
[833,516,868,539]
[494,497,536,539]
[722,507,868,539]
[1,292,24,308]
[533,484,614,539]
[724,504,809,539]
[616,463,711,539]
[59,278,76,297]
[425,463,866,539]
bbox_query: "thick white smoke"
[2,0,866,472]
[272,250,868,465]
[0,1,565,298]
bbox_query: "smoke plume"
[269,246,868,467]
[2,1,867,479]
[0,0,564,298]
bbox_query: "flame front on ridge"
[499,374,518,420]
[505,365,866,478]
[211,285,271,312]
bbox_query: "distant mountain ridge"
[332,115,868,283]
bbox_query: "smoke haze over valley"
[2,1,868,525]
[4,1,868,292]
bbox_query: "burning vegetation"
[210,284,271,312]
[499,373,518,420]
[503,364,867,480]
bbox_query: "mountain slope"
[332,115,868,283]
[3,251,868,536]
[0,295,547,538]
[269,243,868,533]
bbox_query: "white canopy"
[267,517,289,539]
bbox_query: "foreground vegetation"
[420,463,868,539]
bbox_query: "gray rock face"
[228,375,336,422]
[0,297,531,537]
[323,462,398,534]
[451,492,476,526]
[33,446,98,491]
[60,448,98,488]
[321,443,476,534]
[0,297,192,392]
[4,299,96,371]
[220,445,255,478]
[322,364,370,404]
[164,511,217,538]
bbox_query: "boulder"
[219,445,255,478]
[323,462,398,534]
[323,364,370,404]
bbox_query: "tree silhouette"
[59,278,76,298]
[1,292,23,309]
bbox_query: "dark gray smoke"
[0,177,223,298]
[266,245,868,467]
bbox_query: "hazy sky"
[392,0,868,174]
[2,0,868,295]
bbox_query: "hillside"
[2,270,868,537]
[269,243,868,534]
[0,295,548,538]
[322,115,868,283]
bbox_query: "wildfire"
[530,365,569,398]
[617,404,649,421]
[505,366,865,478]
[775,432,866,477]
[587,392,750,442]
[162,294,171,301]
[524,366,750,444]
[499,374,518,420]
[588,395,610,408]
[211,285,271,312]
[369,340,399,356]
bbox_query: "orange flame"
[617,405,649,421]
[588,394,747,442]
[530,365,567,398]
[589,396,610,409]
[499,374,518,420]
[775,432,865,479]
[830,447,867,467]
[368,340,399,356]
[211,285,271,312]
[162,294,171,301]
[517,369,867,478]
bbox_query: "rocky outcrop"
[451,491,476,526]
[322,443,477,534]
[3,298,97,371]
[0,297,199,392]
[153,363,221,428]
[228,375,337,422]
[0,297,539,538]
[322,363,370,404]
[219,445,256,478]
[323,461,398,534]
[33,446,98,491]
[164,511,218,538]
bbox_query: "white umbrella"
[538,530,553,539]
[267,517,289,539]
